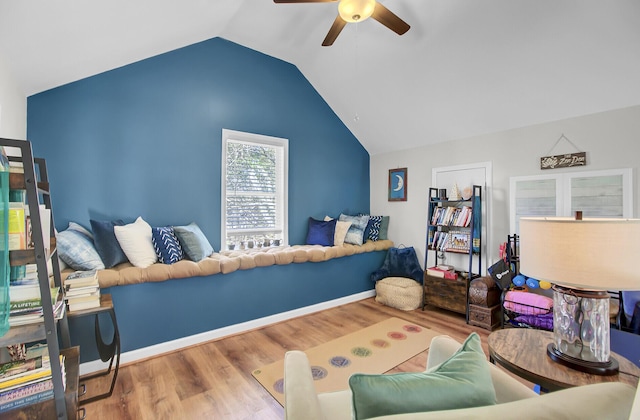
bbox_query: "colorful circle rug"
[252,317,440,405]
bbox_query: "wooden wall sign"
[540,152,587,170]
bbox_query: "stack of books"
[0,354,66,414]
[8,283,62,327]
[64,270,100,312]
[426,265,457,280]
[10,263,38,286]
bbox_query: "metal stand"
[68,294,120,404]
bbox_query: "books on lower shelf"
[64,270,100,312]
[0,354,66,414]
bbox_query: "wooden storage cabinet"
[423,274,468,315]
[469,304,501,330]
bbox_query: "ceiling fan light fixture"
[338,0,376,23]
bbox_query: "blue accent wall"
[26,37,378,361]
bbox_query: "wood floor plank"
[81,297,496,419]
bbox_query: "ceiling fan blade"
[322,15,347,46]
[371,2,410,35]
[273,0,337,3]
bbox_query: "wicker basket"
[375,277,422,311]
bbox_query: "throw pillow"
[360,214,383,241]
[113,216,158,268]
[173,222,214,262]
[56,229,105,271]
[152,226,185,264]
[305,217,336,246]
[90,219,128,268]
[379,216,390,240]
[323,216,351,246]
[68,221,93,240]
[338,214,369,246]
[349,332,496,419]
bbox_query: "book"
[0,366,51,390]
[0,357,42,381]
[9,286,60,305]
[7,161,24,174]
[64,270,98,288]
[66,291,100,303]
[67,298,101,312]
[64,285,99,298]
[0,355,62,391]
[0,388,54,413]
[0,377,52,403]
[8,203,26,250]
[426,266,457,280]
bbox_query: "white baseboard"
[79,289,376,375]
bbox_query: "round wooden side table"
[488,328,640,392]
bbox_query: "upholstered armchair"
[284,334,636,419]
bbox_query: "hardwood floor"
[80,298,495,419]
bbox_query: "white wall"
[371,105,640,272]
[0,53,26,139]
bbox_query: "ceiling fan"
[273,0,410,46]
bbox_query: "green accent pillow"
[349,332,496,419]
[379,216,390,240]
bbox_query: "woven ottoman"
[375,277,423,311]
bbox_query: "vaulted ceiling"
[1,0,639,155]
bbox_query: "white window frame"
[221,129,289,249]
[509,168,633,234]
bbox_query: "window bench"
[64,240,393,367]
[62,240,394,288]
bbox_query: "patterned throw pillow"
[358,214,385,241]
[57,229,105,271]
[152,226,184,264]
[339,214,369,246]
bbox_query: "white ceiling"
[1,0,639,155]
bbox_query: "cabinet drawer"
[469,304,501,330]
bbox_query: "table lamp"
[519,213,640,375]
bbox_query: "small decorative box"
[469,276,501,307]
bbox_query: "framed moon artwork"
[388,167,407,201]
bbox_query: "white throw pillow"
[114,216,158,268]
[324,216,352,246]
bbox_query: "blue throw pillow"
[305,218,337,246]
[152,226,184,264]
[339,214,369,246]
[173,223,214,262]
[360,214,384,241]
[57,229,105,271]
[90,219,128,268]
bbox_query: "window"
[221,129,288,249]
[510,168,632,234]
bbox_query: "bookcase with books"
[422,185,482,323]
[0,138,78,419]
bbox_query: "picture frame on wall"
[388,167,407,201]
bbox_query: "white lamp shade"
[338,0,376,23]
[520,217,640,290]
